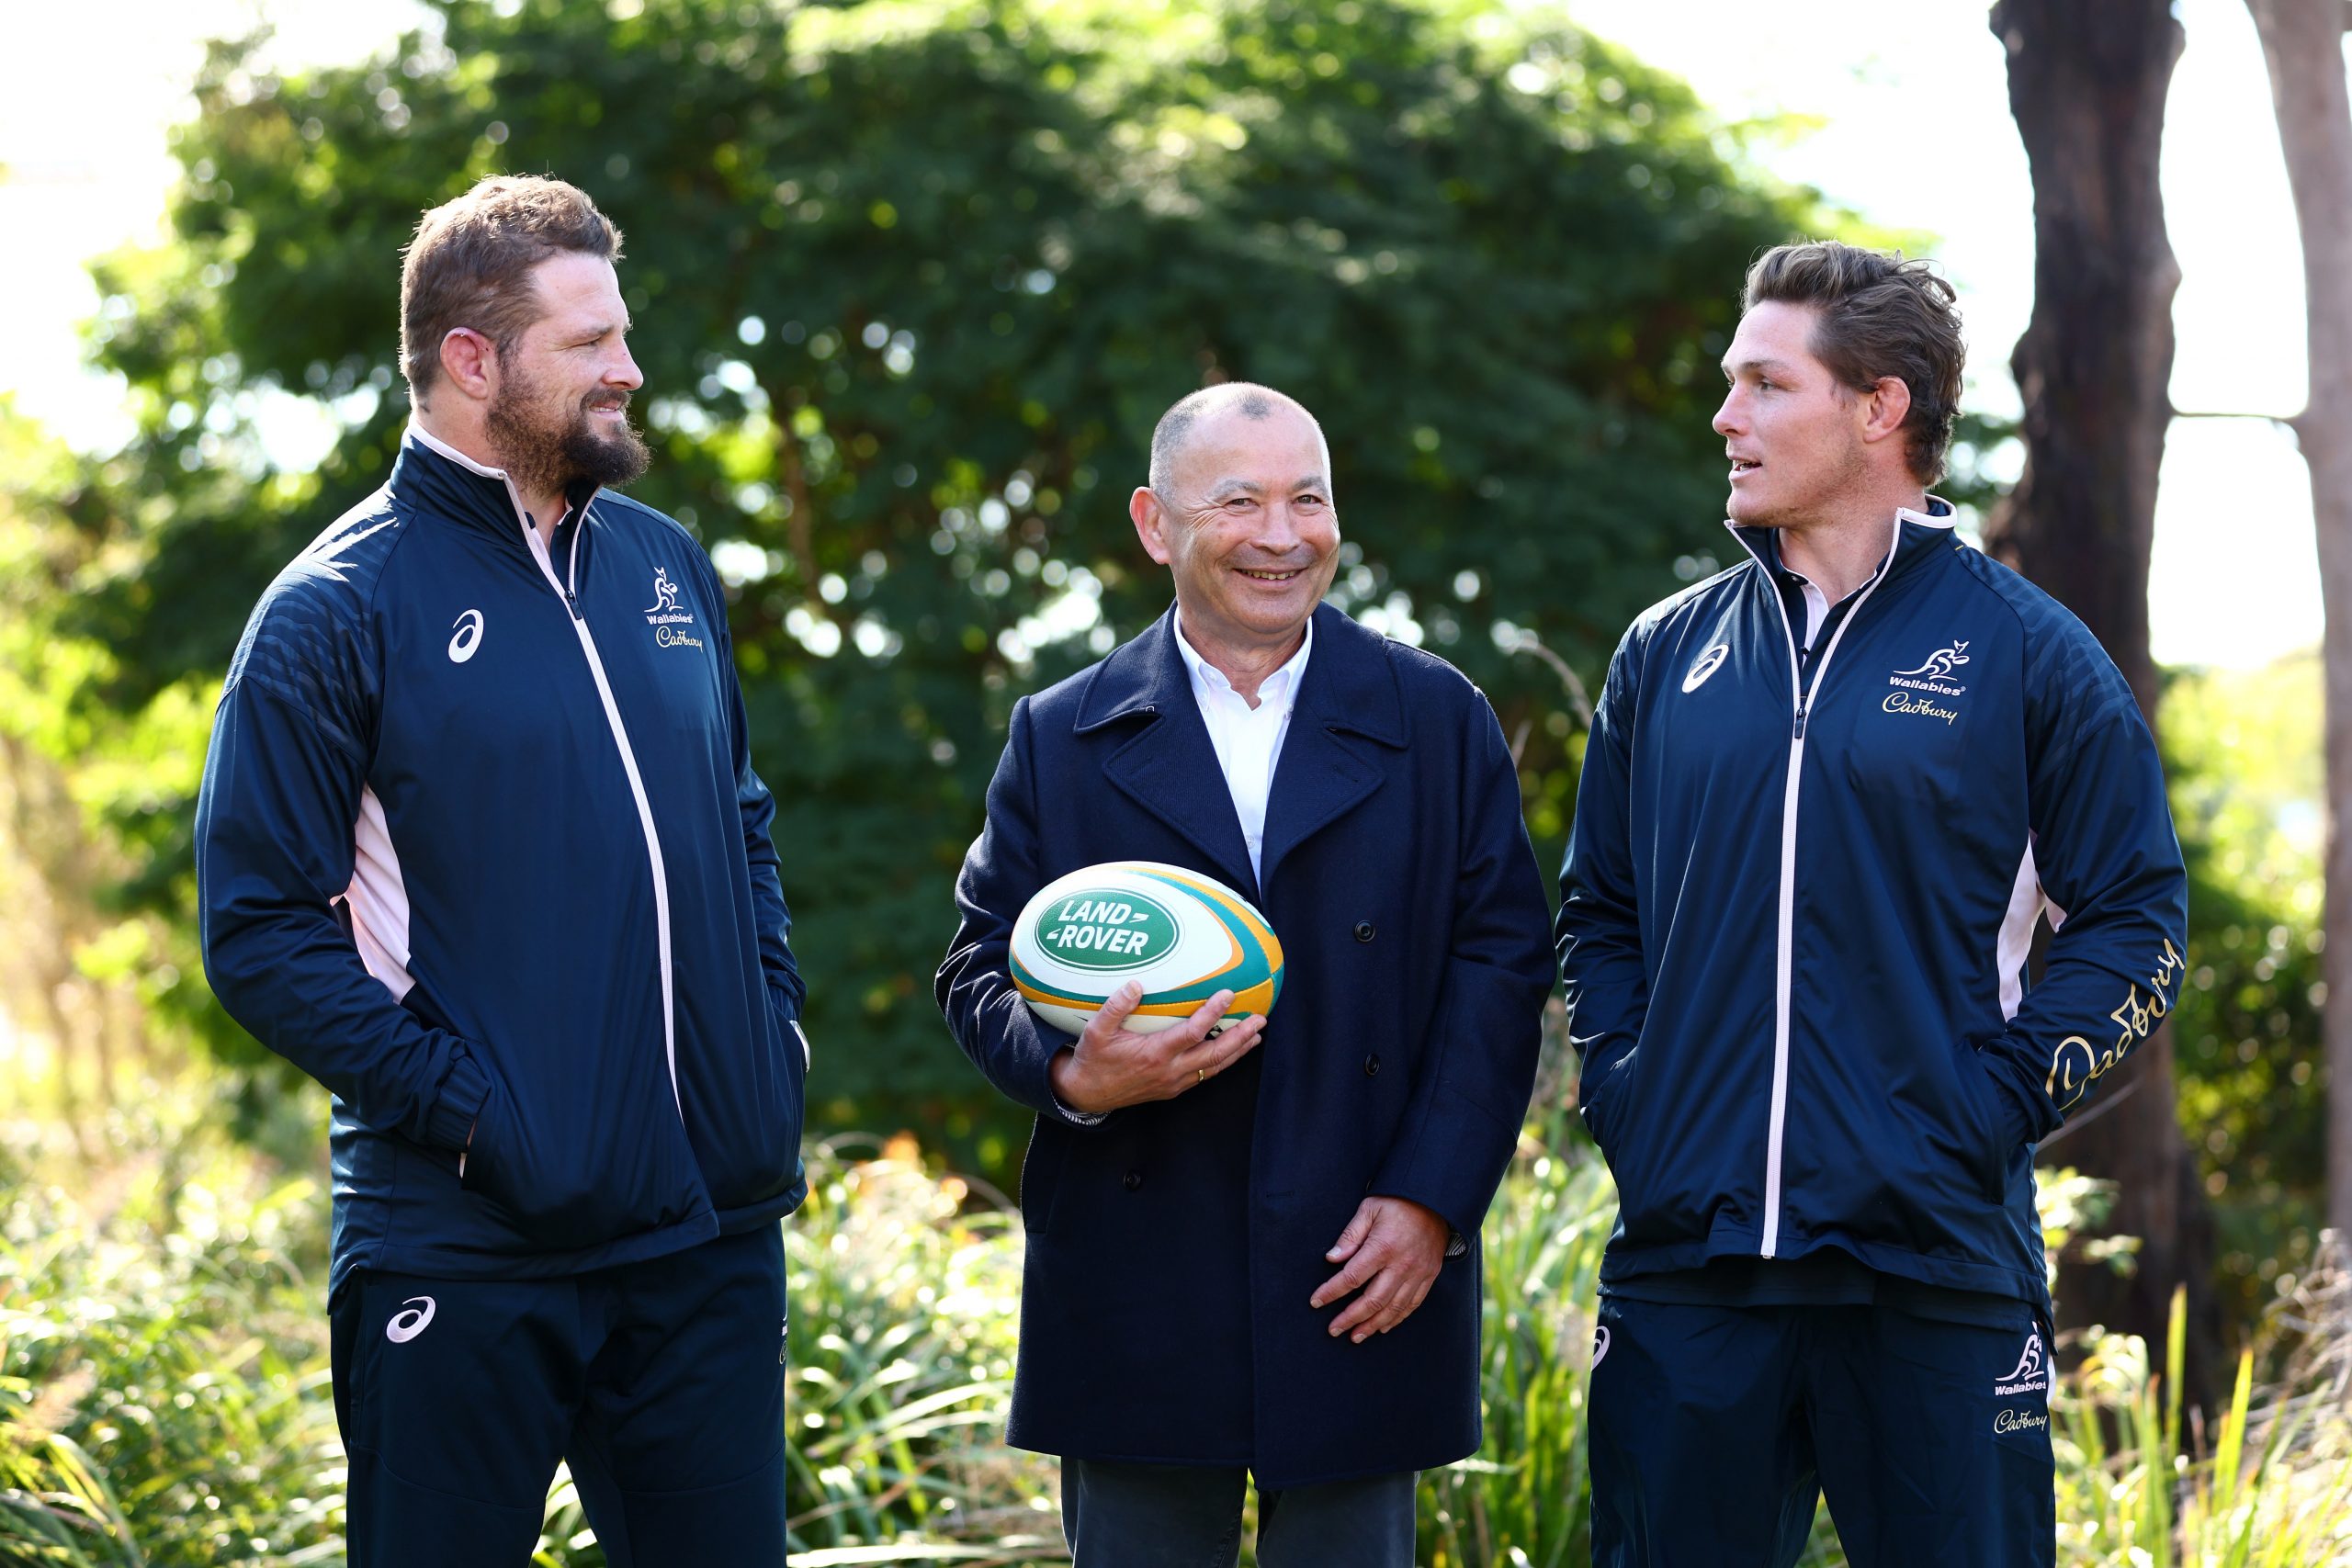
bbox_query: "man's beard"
[485,359,650,503]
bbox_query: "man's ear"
[437,328,498,404]
[1859,376,1913,448]
[1131,485,1174,566]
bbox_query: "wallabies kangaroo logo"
[1893,640,1971,680]
[1993,1330,2049,1393]
[646,569,682,615]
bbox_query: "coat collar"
[1074,603,1409,899]
[1074,603,1406,743]
[1077,606,1401,742]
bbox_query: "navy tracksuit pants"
[329,1224,789,1567]
[1588,1295,2056,1567]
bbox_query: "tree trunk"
[1984,0,2221,1409]
[2245,0,2352,1249]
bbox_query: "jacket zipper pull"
[565,591,582,621]
[1792,702,1809,740]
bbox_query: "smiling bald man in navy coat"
[937,383,1555,1568]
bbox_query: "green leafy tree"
[76,0,1816,1166]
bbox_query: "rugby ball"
[1011,861,1283,1036]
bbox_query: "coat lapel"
[1076,608,1262,899]
[1258,605,1409,890]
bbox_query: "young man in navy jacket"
[196,175,808,1565]
[1558,241,2188,1567]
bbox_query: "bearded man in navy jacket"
[197,175,807,1566]
[1559,241,2188,1567]
[939,383,1555,1568]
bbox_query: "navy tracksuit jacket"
[1558,504,2188,1305]
[197,430,809,1297]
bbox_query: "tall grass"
[2053,1270,2352,1567]
[1420,1118,1613,1568]
[7,1086,2351,1566]
[774,1139,1060,1566]
[0,1108,342,1565]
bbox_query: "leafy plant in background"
[0,1105,341,1566]
[775,1142,1059,1564]
[1418,1107,1612,1568]
[2051,1279,2352,1567]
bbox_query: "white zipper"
[1734,518,1902,1257]
[405,424,682,1119]
[524,517,682,1116]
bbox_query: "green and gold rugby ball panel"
[1011,860,1284,1035]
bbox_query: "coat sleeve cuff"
[1051,1094,1110,1126]
[1042,1045,1110,1125]
[1371,1080,1521,1241]
[996,999,1104,1125]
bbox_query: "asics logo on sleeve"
[1591,1324,1611,1369]
[1681,644,1731,694]
[386,1295,438,1343]
[447,610,485,664]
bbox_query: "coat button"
[1122,1170,1143,1191]
[1353,920,1376,942]
[1363,1055,1381,1077]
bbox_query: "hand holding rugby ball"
[1012,861,1284,1036]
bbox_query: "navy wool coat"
[937,604,1555,1487]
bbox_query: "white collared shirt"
[1173,615,1314,885]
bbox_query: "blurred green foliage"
[55,0,1820,1168]
[2161,657,2329,1335]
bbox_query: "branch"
[764,389,825,615]
[1507,631,1596,730]
[2172,408,2301,430]
[1507,716,1533,769]
[2036,1077,2139,1151]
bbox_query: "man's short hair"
[400,175,624,402]
[1742,241,1964,485]
[1148,383,1330,495]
